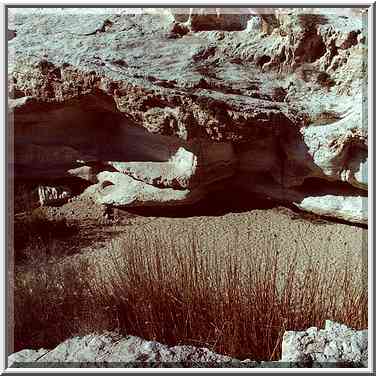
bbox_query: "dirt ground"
[15,193,366,283]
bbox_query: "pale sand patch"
[66,207,366,295]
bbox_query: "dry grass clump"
[13,258,114,351]
[95,229,367,361]
[13,226,367,361]
[12,182,80,264]
[14,210,79,264]
[13,183,38,214]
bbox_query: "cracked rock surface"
[8,8,368,223]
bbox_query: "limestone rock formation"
[67,165,98,184]
[92,171,205,206]
[8,333,242,367]
[296,195,367,224]
[8,322,367,368]
[8,8,368,223]
[38,185,71,206]
[281,320,368,367]
[108,142,235,190]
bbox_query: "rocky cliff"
[8,8,368,223]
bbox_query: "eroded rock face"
[281,320,368,366]
[108,142,235,190]
[299,99,368,188]
[8,8,368,223]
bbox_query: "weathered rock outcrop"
[92,171,205,206]
[8,322,367,368]
[8,333,238,368]
[8,8,368,223]
[281,320,368,367]
[296,195,367,224]
[38,185,71,206]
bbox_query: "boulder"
[38,185,71,206]
[281,320,368,366]
[295,195,367,224]
[109,142,235,190]
[8,348,49,366]
[8,333,241,367]
[9,321,368,367]
[67,166,98,184]
[91,171,205,207]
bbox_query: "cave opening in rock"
[12,93,189,182]
[123,175,367,228]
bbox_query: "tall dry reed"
[13,226,367,361]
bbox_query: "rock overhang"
[8,7,368,224]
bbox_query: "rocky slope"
[8,321,367,368]
[8,8,368,223]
